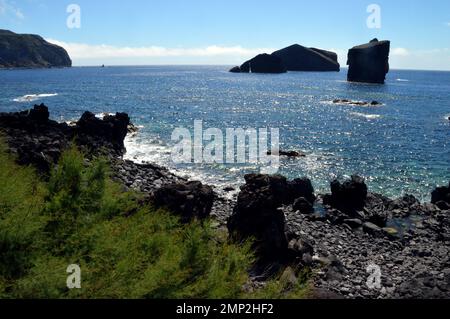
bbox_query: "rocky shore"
[1,105,449,299]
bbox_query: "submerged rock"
[272,44,340,72]
[267,150,306,158]
[347,38,390,84]
[332,99,382,107]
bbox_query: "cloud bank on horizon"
[47,39,450,71]
[46,39,277,66]
[1,0,450,70]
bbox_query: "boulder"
[323,176,390,227]
[287,237,314,260]
[272,44,340,72]
[347,38,390,84]
[363,222,383,236]
[153,181,214,223]
[227,176,288,259]
[228,174,315,259]
[343,218,363,229]
[431,182,450,209]
[293,197,314,214]
[324,175,368,212]
[364,193,389,226]
[287,177,316,204]
[239,54,287,74]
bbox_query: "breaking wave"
[13,93,58,102]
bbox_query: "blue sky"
[1,0,449,69]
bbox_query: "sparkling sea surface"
[1,66,449,200]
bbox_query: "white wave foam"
[350,112,381,120]
[124,134,246,199]
[13,93,58,102]
[124,135,172,164]
[396,79,409,82]
[95,112,115,119]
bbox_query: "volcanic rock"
[0,29,72,68]
[272,44,340,72]
[347,38,390,84]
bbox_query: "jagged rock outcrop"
[347,38,390,84]
[0,104,129,172]
[0,29,71,68]
[76,111,130,151]
[238,54,287,74]
[272,44,340,71]
[227,174,315,259]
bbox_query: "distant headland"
[0,29,72,69]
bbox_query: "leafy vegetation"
[0,140,309,299]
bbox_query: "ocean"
[1,65,449,200]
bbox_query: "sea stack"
[0,29,72,68]
[272,44,340,71]
[238,54,287,74]
[230,44,340,73]
[347,38,390,84]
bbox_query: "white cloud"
[46,39,450,70]
[46,39,274,61]
[0,0,24,19]
[389,48,450,71]
[392,47,410,57]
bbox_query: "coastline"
[0,104,449,299]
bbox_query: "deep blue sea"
[1,66,449,200]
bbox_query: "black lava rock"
[272,44,340,72]
[239,54,287,74]
[347,38,390,84]
[153,181,214,223]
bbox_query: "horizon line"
[67,65,450,72]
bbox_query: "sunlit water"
[1,66,449,200]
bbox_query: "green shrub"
[0,141,310,299]
[0,140,46,279]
